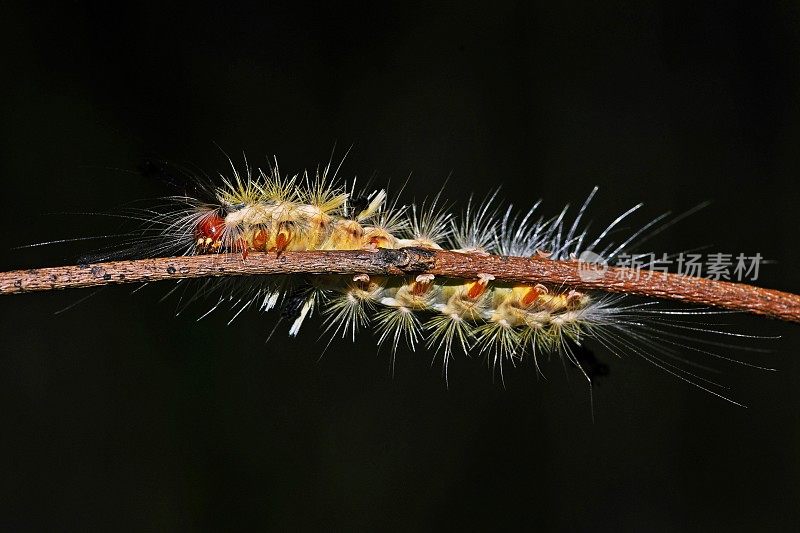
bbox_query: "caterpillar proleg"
[7,154,790,403]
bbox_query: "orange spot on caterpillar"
[253,229,269,250]
[522,286,541,306]
[410,274,435,296]
[411,281,430,295]
[521,283,549,306]
[236,237,249,259]
[466,281,488,299]
[274,232,290,255]
[466,273,495,299]
[369,235,390,248]
[466,283,484,299]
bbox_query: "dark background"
[2,2,799,531]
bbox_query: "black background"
[2,2,800,531]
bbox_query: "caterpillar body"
[72,155,768,400]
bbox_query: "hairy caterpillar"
[43,153,770,404]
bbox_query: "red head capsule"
[195,213,227,253]
[195,212,226,241]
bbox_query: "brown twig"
[1,248,799,323]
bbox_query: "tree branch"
[1,248,798,323]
